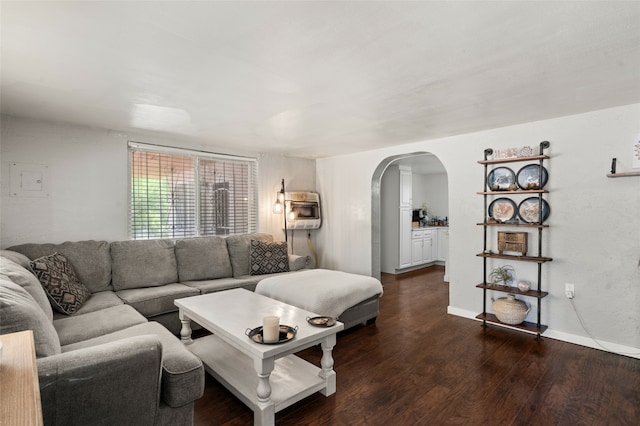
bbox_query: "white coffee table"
[175,288,344,426]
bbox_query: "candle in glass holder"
[262,316,280,343]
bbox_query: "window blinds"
[129,142,258,240]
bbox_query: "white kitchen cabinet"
[399,207,412,269]
[437,228,449,262]
[411,229,433,266]
[411,237,423,265]
[424,230,433,263]
[399,166,412,208]
[411,229,423,265]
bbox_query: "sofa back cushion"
[110,240,178,290]
[174,237,233,281]
[226,233,273,277]
[7,241,112,293]
[0,249,32,269]
[0,256,54,321]
[0,278,62,357]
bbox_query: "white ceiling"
[2,1,640,159]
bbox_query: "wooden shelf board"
[477,189,548,195]
[478,155,549,165]
[476,283,548,298]
[476,313,548,335]
[607,172,640,178]
[477,252,552,263]
[477,222,548,228]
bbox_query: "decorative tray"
[245,325,298,345]
[306,316,337,327]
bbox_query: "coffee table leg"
[178,310,192,344]
[319,334,337,396]
[254,357,275,426]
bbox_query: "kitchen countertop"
[413,225,449,230]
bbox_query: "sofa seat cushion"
[0,279,61,357]
[116,284,199,318]
[52,290,124,320]
[61,321,204,408]
[175,236,233,281]
[30,253,91,315]
[1,255,53,321]
[226,233,273,277]
[182,277,258,294]
[110,240,178,290]
[7,240,113,293]
[54,304,147,346]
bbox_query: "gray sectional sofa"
[0,233,305,426]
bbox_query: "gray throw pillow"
[30,253,91,315]
[249,240,290,275]
[227,233,273,276]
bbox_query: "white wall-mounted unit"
[284,192,322,230]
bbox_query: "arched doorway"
[371,152,448,280]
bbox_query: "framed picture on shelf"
[516,164,548,190]
[487,167,516,191]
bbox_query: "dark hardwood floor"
[193,266,640,425]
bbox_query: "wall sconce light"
[273,179,285,214]
[273,178,288,243]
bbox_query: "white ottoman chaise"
[255,269,383,330]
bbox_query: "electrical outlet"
[565,283,575,299]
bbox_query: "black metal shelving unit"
[477,141,551,340]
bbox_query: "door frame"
[371,152,433,280]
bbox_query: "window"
[129,142,257,239]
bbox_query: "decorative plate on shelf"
[487,167,517,191]
[516,165,548,190]
[518,197,550,223]
[488,198,518,222]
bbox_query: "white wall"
[0,115,317,261]
[257,153,317,260]
[1,116,130,245]
[412,172,449,220]
[317,103,640,353]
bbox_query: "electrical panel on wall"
[284,192,322,230]
[10,162,50,197]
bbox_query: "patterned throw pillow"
[30,252,90,315]
[249,240,290,275]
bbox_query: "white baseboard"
[447,306,640,360]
